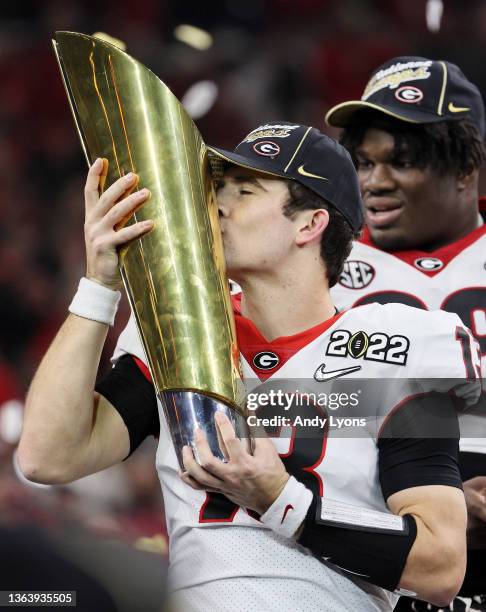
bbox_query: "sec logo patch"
[339,261,375,289]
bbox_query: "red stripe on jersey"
[232,294,345,380]
[359,201,486,277]
[133,356,152,382]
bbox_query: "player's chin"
[224,258,244,281]
[368,225,414,251]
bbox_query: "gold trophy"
[52,31,248,468]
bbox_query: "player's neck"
[238,270,335,341]
[370,207,483,252]
[417,213,481,252]
[444,212,482,246]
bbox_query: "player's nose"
[216,187,231,218]
[362,163,395,193]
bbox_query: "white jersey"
[112,300,481,612]
[331,220,486,454]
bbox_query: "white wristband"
[69,277,121,326]
[260,475,313,539]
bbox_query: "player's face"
[356,128,463,250]
[216,167,296,281]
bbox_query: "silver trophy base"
[160,390,251,469]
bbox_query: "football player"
[327,56,486,610]
[19,122,481,611]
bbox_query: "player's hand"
[180,412,289,514]
[84,158,153,290]
[464,476,486,524]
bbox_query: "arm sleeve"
[95,354,159,457]
[296,394,462,591]
[378,392,463,499]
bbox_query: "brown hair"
[283,182,360,287]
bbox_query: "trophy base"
[160,390,251,469]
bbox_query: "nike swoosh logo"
[281,504,294,524]
[297,165,329,181]
[314,364,361,382]
[448,102,470,113]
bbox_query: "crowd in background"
[2,0,486,570]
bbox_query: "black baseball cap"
[208,122,363,232]
[325,56,485,138]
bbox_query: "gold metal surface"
[53,31,245,412]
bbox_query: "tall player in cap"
[20,121,482,611]
[327,57,486,609]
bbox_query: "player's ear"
[456,166,478,191]
[295,209,329,247]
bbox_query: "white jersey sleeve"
[353,303,481,406]
[112,313,147,364]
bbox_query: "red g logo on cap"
[253,141,280,156]
[395,86,423,104]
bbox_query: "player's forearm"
[398,518,466,605]
[395,491,467,606]
[18,313,109,483]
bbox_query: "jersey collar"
[359,197,486,276]
[231,293,344,380]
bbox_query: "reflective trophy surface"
[53,31,249,468]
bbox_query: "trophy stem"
[159,391,251,469]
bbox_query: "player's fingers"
[192,429,230,480]
[110,219,154,247]
[470,476,486,490]
[478,505,486,523]
[93,172,139,220]
[182,444,224,487]
[102,188,151,230]
[214,412,244,461]
[247,420,268,440]
[179,471,221,493]
[179,470,204,490]
[84,158,104,213]
[251,436,279,461]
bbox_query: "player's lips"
[364,198,404,228]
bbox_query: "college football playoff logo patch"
[339,261,375,289]
[348,331,369,358]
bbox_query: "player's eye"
[356,158,373,170]
[393,159,413,169]
[239,188,253,195]
[214,179,225,192]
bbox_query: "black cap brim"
[207,146,290,179]
[325,100,427,128]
